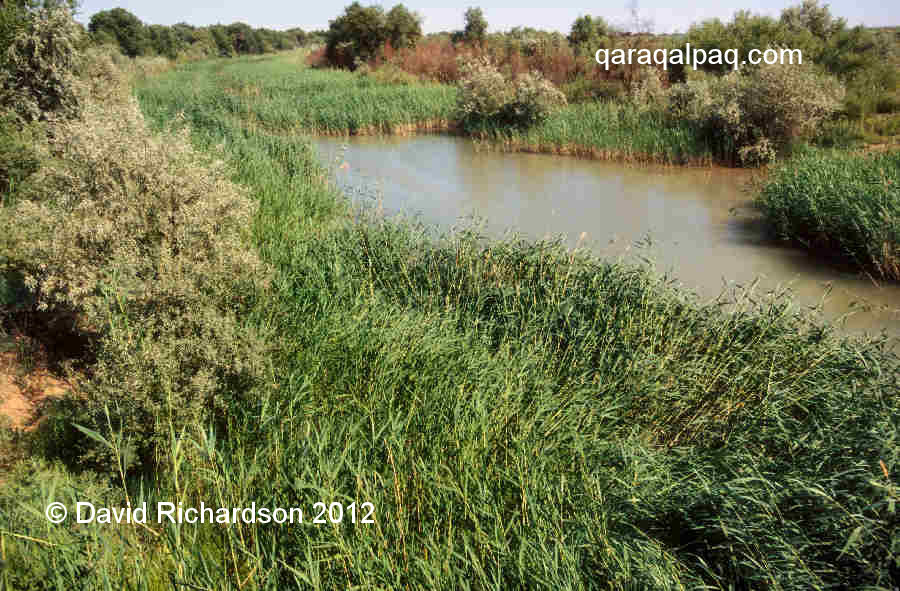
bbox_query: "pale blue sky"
[73,0,898,35]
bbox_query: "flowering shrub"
[629,67,668,112]
[509,71,568,127]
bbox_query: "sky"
[73,0,898,35]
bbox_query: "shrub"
[507,71,567,126]
[665,60,844,165]
[456,57,566,128]
[1,48,271,468]
[0,5,83,124]
[456,56,513,124]
[875,94,900,114]
[629,66,667,111]
[742,59,845,143]
[0,111,42,200]
[368,63,420,85]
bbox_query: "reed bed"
[471,102,716,166]
[137,55,457,136]
[137,53,713,165]
[756,148,900,280]
[3,53,898,590]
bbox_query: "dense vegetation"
[756,149,900,279]
[139,55,456,135]
[304,2,900,273]
[312,2,899,150]
[1,4,899,587]
[87,6,321,59]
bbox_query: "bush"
[1,47,271,468]
[456,57,566,128]
[456,56,513,124]
[561,77,624,103]
[0,112,41,200]
[507,71,567,126]
[666,60,844,165]
[875,94,900,114]
[0,5,83,124]
[368,63,420,85]
[629,67,667,111]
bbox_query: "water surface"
[314,135,900,338]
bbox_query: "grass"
[756,148,900,280]
[468,101,715,165]
[136,51,457,136]
[1,52,899,590]
[138,51,712,165]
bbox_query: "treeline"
[86,7,324,59]
[315,1,897,115]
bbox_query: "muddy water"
[314,135,900,338]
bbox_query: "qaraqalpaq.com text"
[595,44,803,71]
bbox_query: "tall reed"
[756,148,900,279]
[2,53,898,591]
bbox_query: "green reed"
[757,148,900,280]
[2,53,897,591]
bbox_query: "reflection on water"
[314,135,900,338]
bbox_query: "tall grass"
[137,52,457,136]
[756,148,900,280]
[137,52,712,165]
[2,53,899,590]
[470,101,714,165]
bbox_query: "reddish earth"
[0,347,72,432]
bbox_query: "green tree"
[325,2,387,68]
[385,4,421,50]
[146,24,182,59]
[226,22,263,54]
[462,7,487,45]
[567,14,609,56]
[780,0,844,40]
[88,7,148,57]
[208,24,234,57]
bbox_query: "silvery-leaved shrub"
[456,57,566,128]
[508,70,567,127]
[1,42,271,469]
[629,67,668,112]
[740,58,845,146]
[456,56,513,126]
[0,5,83,124]
[665,57,844,165]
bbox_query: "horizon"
[73,1,899,36]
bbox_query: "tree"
[226,22,263,54]
[385,4,421,50]
[146,24,182,59]
[567,15,609,56]
[462,7,487,45]
[88,7,148,57]
[325,2,387,68]
[208,24,234,57]
[780,0,844,41]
